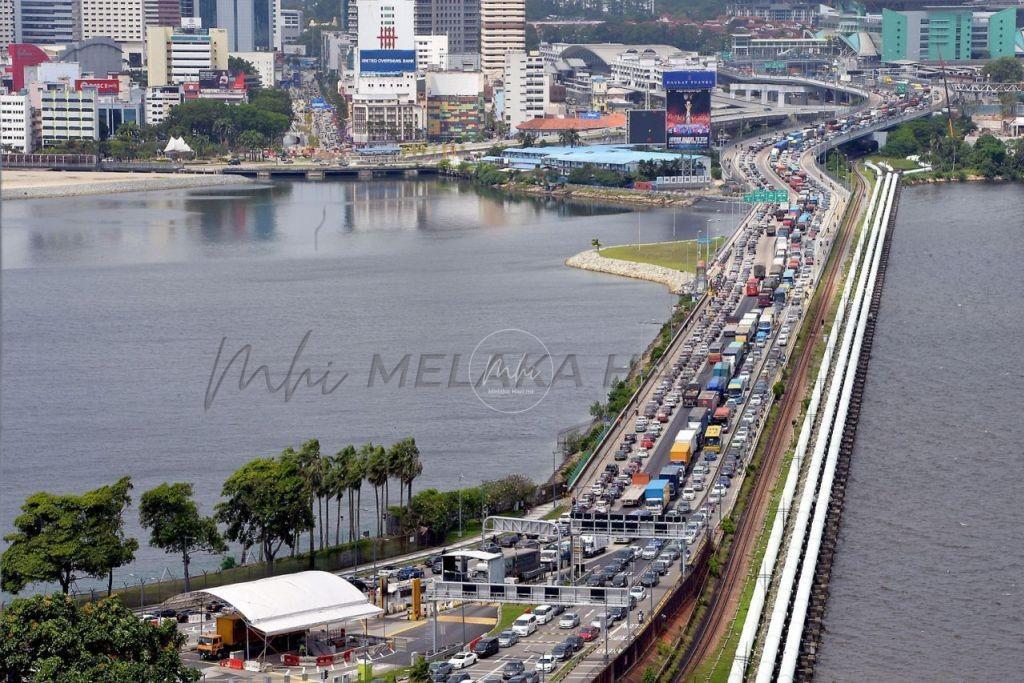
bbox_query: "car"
[449,652,478,669]
[502,661,525,679]
[563,634,584,652]
[473,637,500,658]
[590,613,614,630]
[629,585,647,601]
[506,673,540,683]
[608,606,628,621]
[498,630,519,648]
[532,605,555,624]
[641,545,658,560]
[430,662,454,682]
[535,655,557,673]
[611,572,629,588]
[397,566,424,580]
[559,612,580,629]
[578,626,600,642]
[640,571,659,587]
[551,643,573,661]
[652,560,669,575]
[512,614,538,636]
[448,673,472,683]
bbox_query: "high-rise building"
[13,0,80,44]
[144,0,181,27]
[481,0,525,77]
[146,26,229,86]
[881,6,1017,62]
[0,0,15,48]
[275,7,303,50]
[230,51,277,87]
[503,50,547,133]
[415,34,448,70]
[414,0,479,57]
[144,85,183,125]
[0,91,33,153]
[193,0,274,52]
[40,85,99,146]
[79,0,145,63]
[426,70,484,141]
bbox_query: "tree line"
[881,116,1024,180]
[2,436,540,597]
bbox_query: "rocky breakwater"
[566,248,693,294]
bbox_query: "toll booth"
[441,550,505,584]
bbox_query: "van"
[512,614,538,637]
[473,636,500,658]
[681,487,696,501]
[532,605,555,624]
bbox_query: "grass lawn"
[867,154,922,171]
[600,236,727,273]
[488,604,533,636]
[543,505,567,520]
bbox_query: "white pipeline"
[754,171,896,683]
[776,172,899,681]
[727,163,886,681]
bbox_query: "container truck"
[581,534,609,557]
[644,480,670,514]
[658,465,684,496]
[671,429,698,464]
[687,406,710,434]
[753,264,766,280]
[622,484,646,507]
[707,376,727,397]
[682,382,702,407]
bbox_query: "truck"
[658,465,684,495]
[670,429,698,465]
[712,360,731,380]
[505,548,543,581]
[706,376,727,397]
[697,390,720,410]
[687,406,710,434]
[682,382,702,408]
[580,534,609,558]
[197,614,247,660]
[753,264,766,280]
[644,480,670,514]
[622,484,647,507]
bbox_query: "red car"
[641,437,655,450]
[578,626,600,642]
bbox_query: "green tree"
[2,478,138,595]
[228,55,257,75]
[345,448,369,542]
[139,482,226,593]
[212,117,235,146]
[284,439,327,566]
[558,129,582,147]
[0,593,199,682]
[981,56,1024,83]
[235,130,268,161]
[327,445,356,546]
[389,437,422,510]
[516,131,537,148]
[216,456,311,575]
[365,444,390,536]
[591,237,602,251]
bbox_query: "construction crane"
[937,55,956,138]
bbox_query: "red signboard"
[75,78,120,94]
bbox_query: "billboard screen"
[198,69,232,90]
[662,70,716,91]
[627,109,666,145]
[75,78,119,94]
[359,49,416,73]
[666,89,710,151]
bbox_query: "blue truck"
[707,376,727,397]
[658,465,684,497]
[644,480,670,514]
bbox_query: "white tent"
[200,570,382,636]
[163,136,193,154]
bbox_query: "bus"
[758,311,774,334]
[728,376,747,401]
[746,277,760,296]
[704,425,723,453]
[783,268,796,285]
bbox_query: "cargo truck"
[658,465,684,497]
[687,406,710,434]
[622,484,646,507]
[671,429,698,465]
[707,376,727,397]
[580,534,609,558]
[682,382,702,408]
[644,480,670,514]
[197,614,247,660]
[753,264,766,280]
[697,390,720,410]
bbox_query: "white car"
[629,585,647,601]
[448,652,478,669]
[558,612,580,629]
[777,333,789,347]
[533,605,555,624]
[512,614,538,636]
[535,655,557,673]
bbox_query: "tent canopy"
[200,571,383,636]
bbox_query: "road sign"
[426,582,630,607]
[742,189,788,204]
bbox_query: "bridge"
[803,104,940,161]
[717,66,871,106]
[220,164,439,179]
[950,81,1024,94]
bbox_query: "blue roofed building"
[499,144,709,178]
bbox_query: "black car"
[506,673,540,683]
[497,533,520,547]
[611,572,628,588]
[586,574,606,587]
[474,637,500,658]
[640,571,659,587]
[614,449,628,461]
[480,541,501,554]
[502,660,525,679]
[551,643,573,661]
[563,635,584,653]
[609,606,628,621]
[449,673,472,683]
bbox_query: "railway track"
[672,163,868,681]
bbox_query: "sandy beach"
[1,169,252,200]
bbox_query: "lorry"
[687,406,710,434]
[753,264,766,280]
[670,429,698,465]
[706,376,727,397]
[697,390,720,410]
[644,480,670,514]
[658,465,684,496]
[197,614,247,660]
[622,484,647,507]
[580,534,609,558]
[682,382,702,408]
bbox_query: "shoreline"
[510,182,703,208]
[565,247,694,294]
[1,170,254,200]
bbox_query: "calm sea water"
[1,178,741,586]
[816,183,1024,680]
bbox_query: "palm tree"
[330,446,356,546]
[591,238,602,251]
[516,131,537,148]
[559,129,581,147]
[387,441,408,509]
[348,447,370,542]
[293,439,325,568]
[365,445,389,537]
[212,117,235,146]
[397,437,422,508]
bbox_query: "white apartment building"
[144,85,183,125]
[503,51,548,133]
[230,51,277,88]
[146,26,229,86]
[0,0,15,48]
[275,7,303,50]
[610,51,715,96]
[79,0,145,60]
[40,87,99,146]
[415,34,448,70]
[481,0,525,76]
[0,92,33,153]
